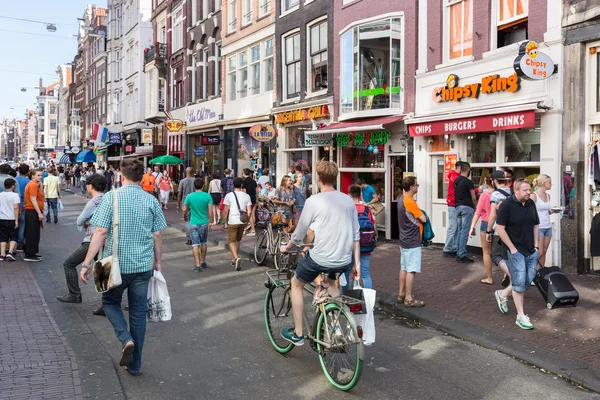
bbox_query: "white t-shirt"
[257,175,270,187]
[0,191,21,220]
[224,191,252,225]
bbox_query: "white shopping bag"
[147,271,172,322]
[351,281,376,346]
[57,200,64,210]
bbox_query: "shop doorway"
[430,155,448,245]
[389,155,406,239]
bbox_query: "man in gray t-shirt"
[486,170,513,285]
[177,168,195,211]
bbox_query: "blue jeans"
[102,270,153,373]
[443,206,457,253]
[46,198,58,222]
[17,211,25,245]
[507,251,538,292]
[455,205,474,258]
[343,254,372,291]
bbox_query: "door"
[430,155,448,245]
[389,155,406,239]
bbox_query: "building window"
[157,18,166,43]
[244,45,259,96]
[173,66,184,108]
[191,54,197,102]
[159,79,166,111]
[115,50,121,80]
[228,56,237,100]
[264,39,273,91]
[203,0,209,19]
[283,32,301,99]
[340,17,403,116]
[202,50,208,99]
[497,0,528,48]
[282,0,299,13]
[242,0,252,25]
[172,6,184,52]
[191,0,197,26]
[228,0,237,33]
[239,51,248,98]
[308,18,327,93]
[447,0,473,60]
[214,44,221,97]
[50,119,57,130]
[259,0,270,17]
[50,105,57,115]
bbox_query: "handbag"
[233,191,249,223]
[92,189,122,293]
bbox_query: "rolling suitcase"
[533,266,579,310]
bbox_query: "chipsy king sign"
[432,73,520,103]
[513,40,556,80]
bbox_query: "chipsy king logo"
[513,40,556,80]
[432,72,520,103]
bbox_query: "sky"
[0,0,102,121]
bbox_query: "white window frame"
[203,0,209,19]
[282,29,301,101]
[191,0,197,26]
[157,17,167,43]
[263,39,274,92]
[306,16,327,96]
[202,49,208,100]
[242,0,252,26]
[259,0,271,17]
[443,0,474,63]
[490,0,528,51]
[238,50,248,99]
[214,43,221,97]
[249,44,261,96]
[281,0,299,15]
[227,55,238,101]
[228,0,237,33]
[191,54,197,103]
[171,6,184,52]
[587,41,600,124]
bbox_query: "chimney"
[39,77,43,95]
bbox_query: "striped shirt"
[91,184,167,274]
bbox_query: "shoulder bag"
[233,191,249,223]
[93,190,122,293]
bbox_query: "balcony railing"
[144,42,167,65]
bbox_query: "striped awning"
[58,154,71,164]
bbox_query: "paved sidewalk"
[162,204,600,391]
[0,262,82,400]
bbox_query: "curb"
[375,292,600,393]
[161,213,600,394]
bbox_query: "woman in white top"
[209,174,222,225]
[530,174,557,268]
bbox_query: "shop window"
[504,125,540,162]
[446,0,473,60]
[466,132,497,164]
[340,17,402,116]
[432,135,451,152]
[283,32,301,99]
[308,18,327,93]
[287,125,312,148]
[340,147,385,169]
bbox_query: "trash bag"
[351,280,376,346]
[147,271,172,322]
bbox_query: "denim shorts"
[539,227,553,238]
[507,250,538,292]
[295,253,352,284]
[480,220,488,233]
[400,246,422,273]
[189,224,209,246]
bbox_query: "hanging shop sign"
[513,40,556,80]
[432,73,520,103]
[274,105,330,125]
[304,132,333,147]
[109,133,122,144]
[249,124,276,142]
[164,119,184,132]
[142,128,153,144]
[201,136,220,146]
[336,131,390,148]
[408,110,535,137]
[444,153,458,184]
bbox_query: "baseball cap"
[491,170,507,180]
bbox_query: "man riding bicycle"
[280,160,361,346]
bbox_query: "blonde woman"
[530,174,558,268]
[469,175,495,284]
[157,171,173,209]
[272,176,294,229]
[208,174,222,225]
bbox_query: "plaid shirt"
[91,184,167,274]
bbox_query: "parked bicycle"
[263,247,365,391]
[254,207,290,270]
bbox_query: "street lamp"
[0,16,58,32]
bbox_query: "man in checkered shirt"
[80,158,167,376]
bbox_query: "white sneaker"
[516,314,534,330]
[494,290,509,314]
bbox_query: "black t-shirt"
[242,177,257,201]
[496,195,540,256]
[454,176,475,208]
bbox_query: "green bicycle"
[263,249,365,391]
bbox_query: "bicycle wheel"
[315,303,363,391]
[273,233,290,271]
[254,230,269,265]
[264,284,294,354]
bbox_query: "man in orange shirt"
[141,167,156,197]
[24,169,45,262]
[397,176,427,307]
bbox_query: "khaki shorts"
[228,224,246,243]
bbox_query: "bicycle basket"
[271,212,283,226]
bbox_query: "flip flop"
[119,341,135,366]
[480,279,494,285]
[404,298,425,308]
[397,295,405,303]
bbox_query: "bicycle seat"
[276,222,288,228]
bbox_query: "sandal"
[480,279,494,285]
[404,298,425,308]
[397,295,405,303]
